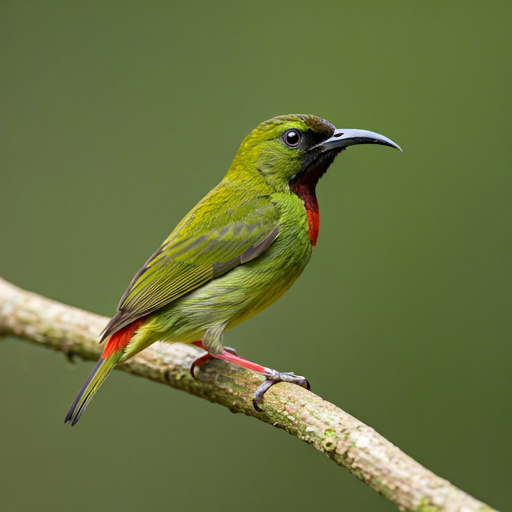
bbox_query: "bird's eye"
[283,130,302,147]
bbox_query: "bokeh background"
[1,2,510,511]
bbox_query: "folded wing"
[101,195,280,340]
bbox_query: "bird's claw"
[252,371,310,412]
[190,353,211,380]
[190,346,239,380]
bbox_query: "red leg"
[192,341,266,373]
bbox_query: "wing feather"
[101,193,279,340]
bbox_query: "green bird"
[65,114,401,425]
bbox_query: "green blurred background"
[1,1,510,510]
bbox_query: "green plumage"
[121,174,312,359]
[105,194,281,338]
[66,114,401,424]
[105,115,321,359]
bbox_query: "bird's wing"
[101,194,279,340]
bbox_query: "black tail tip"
[64,358,105,427]
[64,403,86,426]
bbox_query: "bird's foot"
[253,370,310,412]
[190,341,310,411]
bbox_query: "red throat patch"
[102,318,145,358]
[290,181,320,247]
[306,206,320,247]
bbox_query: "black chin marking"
[289,148,343,189]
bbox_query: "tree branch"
[0,277,494,512]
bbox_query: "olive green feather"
[102,192,280,340]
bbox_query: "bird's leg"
[190,341,310,411]
[190,341,238,378]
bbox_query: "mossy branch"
[0,277,495,512]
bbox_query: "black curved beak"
[318,128,402,152]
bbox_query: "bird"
[65,114,401,425]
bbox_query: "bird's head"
[227,114,401,193]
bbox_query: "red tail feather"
[102,318,145,358]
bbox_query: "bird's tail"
[64,318,145,426]
[64,352,122,426]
